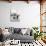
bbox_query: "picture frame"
[10,10,20,22]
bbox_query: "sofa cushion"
[21,29,27,35]
[9,33,34,43]
[14,28,21,33]
[8,27,14,34]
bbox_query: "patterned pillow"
[8,27,14,34]
[14,28,21,33]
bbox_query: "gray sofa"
[3,27,34,43]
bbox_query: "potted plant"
[32,27,43,40]
[32,27,38,40]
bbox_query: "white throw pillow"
[21,29,27,35]
[2,29,10,36]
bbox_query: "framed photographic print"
[10,10,20,22]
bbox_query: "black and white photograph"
[10,9,20,22]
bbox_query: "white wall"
[0,1,40,28]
